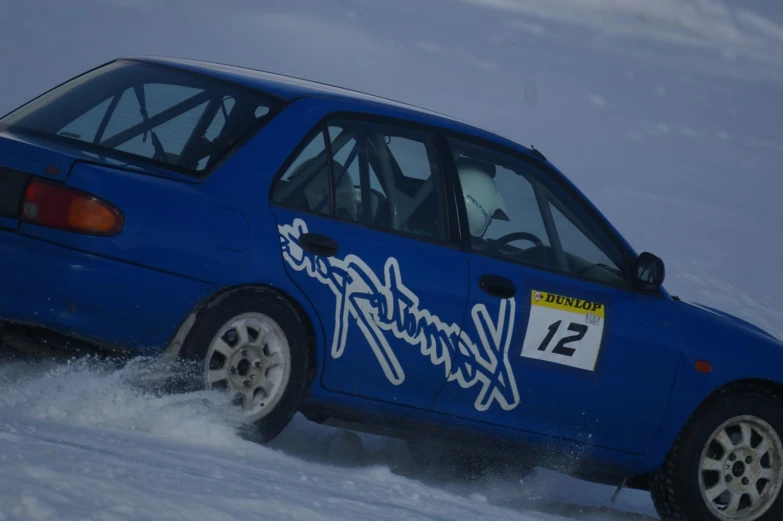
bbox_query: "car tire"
[651,385,783,521]
[179,287,310,444]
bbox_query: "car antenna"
[529,144,547,161]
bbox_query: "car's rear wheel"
[651,387,783,521]
[179,288,310,443]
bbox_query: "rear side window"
[0,60,278,175]
[272,119,448,242]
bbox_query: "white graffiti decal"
[278,218,520,412]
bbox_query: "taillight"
[21,179,124,236]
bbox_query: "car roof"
[126,56,538,158]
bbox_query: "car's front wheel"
[179,288,310,443]
[651,386,783,521]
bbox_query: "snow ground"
[0,350,658,521]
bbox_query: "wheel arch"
[673,377,783,446]
[634,376,783,488]
[162,282,322,386]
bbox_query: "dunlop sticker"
[521,290,606,371]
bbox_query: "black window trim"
[268,110,462,250]
[0,58,287,181]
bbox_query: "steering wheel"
[485,231,544,255]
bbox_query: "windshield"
[0,60,279,175]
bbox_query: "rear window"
[0,60,279,175]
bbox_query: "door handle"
[479,274,516,299]
[298,233,339,257]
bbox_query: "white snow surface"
[0,353,657,521]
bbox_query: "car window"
[448,137,626,286]
[272,132,332,216]
[547,199,625,282]
[448,138,555,270]
[97,85,214,164]
[272,120,447,242]
[58,96,113,144]
[0,60,278,174]
[326,128,387,222]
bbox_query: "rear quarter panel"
[16,99,338,357]
[25,163,249,284]
[20,99,338,286]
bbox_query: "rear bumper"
[0,231,216,354]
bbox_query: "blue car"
[1,57,782,521]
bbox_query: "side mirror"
[634,252,665,289]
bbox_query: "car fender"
[637,300,783,474]
[160,269,329,389]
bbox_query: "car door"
[270,117,470,411]
[431,136,683,455]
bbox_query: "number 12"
[537,320,588,357]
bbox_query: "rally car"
[0,56,782,521]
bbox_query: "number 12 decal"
[521,290,606,372]
[537,320,589,357]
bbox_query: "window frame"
[438,131,662,296]
[0,58,285,180]
[269,111,461,249]
[268,108,663,298]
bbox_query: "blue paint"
[0,229,214,351]
[638,299,783,473]
[433,256,683,456]
[275,211,471,411]
[0,56,781,487]
[211,207,249,252]
[277,216,519,412]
